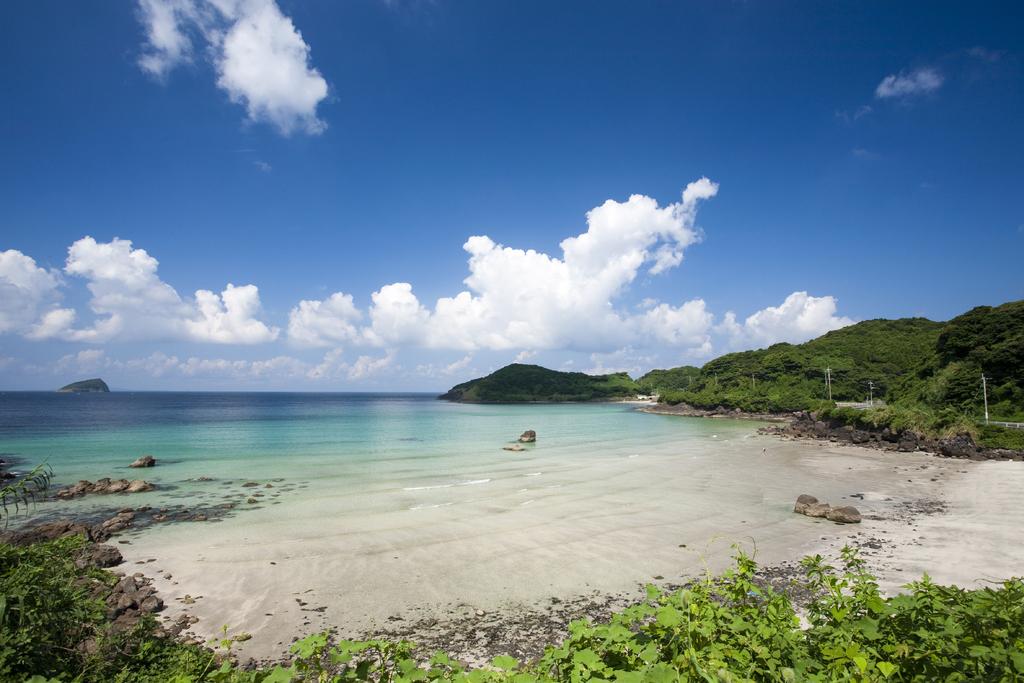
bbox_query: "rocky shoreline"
[640,402,1024,461]
[638,402,792,422]
[761,411,1024,462]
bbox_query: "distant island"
[57,378,110,393]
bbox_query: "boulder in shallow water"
[793,494,818,514]
[502,444,525,452]
[804,502,832,518]
[519,430,537,443]
[56,478,155,498]
[126,480,154,493]
[826,506,862,524]
[130,455,156,468]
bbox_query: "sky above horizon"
[1,0,1022,391]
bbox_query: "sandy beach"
[111,424,1024,665]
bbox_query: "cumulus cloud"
[28,236,277,344]
[136,0,328,135]
[415,354,474,378]
[585,347,656,376]
[875,67,943,99]
[287,293,362,347]
[720,292,854,347]
[187,284,279,344]
[55,349,108,375]
[291,178,721,355]
[0,250,62,335]
[307,348,395,381]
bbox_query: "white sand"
[117,433,1024,660]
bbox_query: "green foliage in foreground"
[0,536,213,682]
[7,540,1024,682]
[440,364,640,402]
[1,463,54,527]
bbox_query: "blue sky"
[1,0,1022,390]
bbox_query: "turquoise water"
[0,391,754,524]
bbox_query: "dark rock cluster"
[764,412,1024,461]
[56,478,155,498]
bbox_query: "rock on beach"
[56,478,155,498]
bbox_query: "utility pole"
[825,367,832,402]
[867,380,875,407]
[751,374,756,389]
[982,374,990,425]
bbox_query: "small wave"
[518,488,529,493]
[524,472,542,477]
[409,502,455,511]
[520,499,535,506]
[627,454,640,459]
[403,478,491,491]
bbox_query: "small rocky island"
[57,378,110,393]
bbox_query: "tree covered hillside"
[440,364,640,402]
[641,318,944,413]
[890,300,1024,420]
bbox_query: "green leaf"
[491,655,518,671]
[876,661,897,678]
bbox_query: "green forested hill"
[636,366,701,393]
[439,363,640,402]
[639,318,944,413]
[640,300,1023,424]
[890,300,1024,420]
[440,301,1024,427]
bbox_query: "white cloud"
[293,178,720,355]
[0,250,62,335]
[117,351,182,377]
[347,351,396,380]
[722,292,854,347]
[136,0,199,77]
[288,292,362,347]
[585,347,655,376]
[306,348,395,381]
[28,236,276,344]
[875,67,943,99]
[513,350,536,363]
[835,105,873,124]
[187,283,279,344]
[55,349,108,375]
[136,0,328,135]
